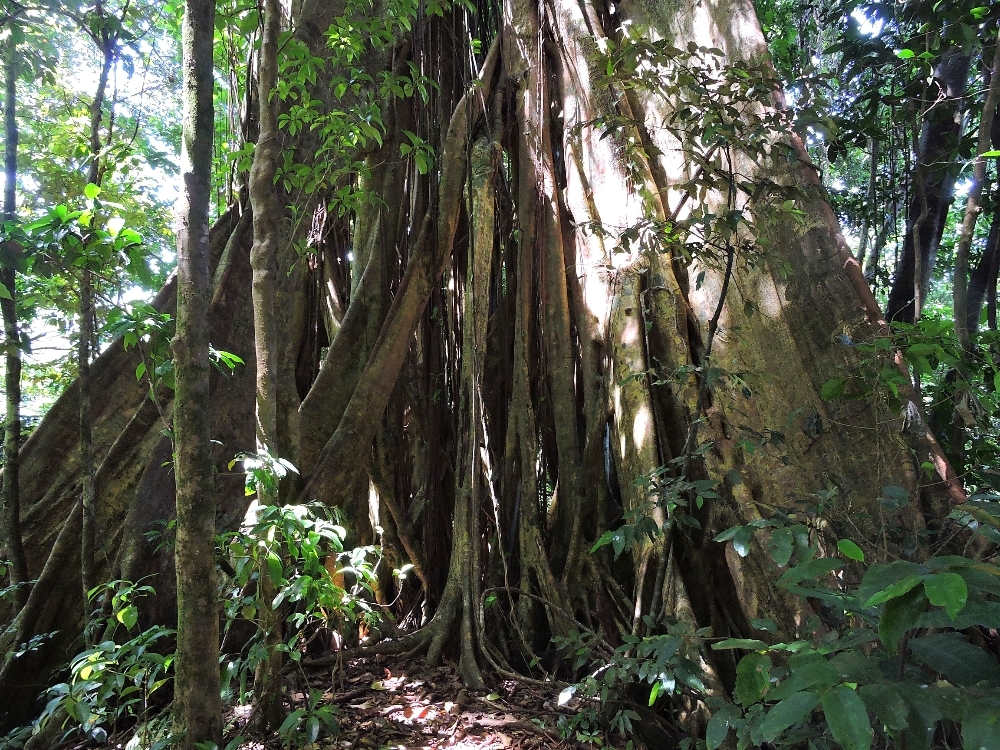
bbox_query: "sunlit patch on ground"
[220,656,607,749]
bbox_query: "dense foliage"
[1,0,1000,748]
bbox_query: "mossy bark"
[0,0,970,734]
[172,0,222,746]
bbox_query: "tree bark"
[1,30,27,610]
[0,0,974,733]
[248,0,284,729]
[172,0,222,745]
[886,48,972,323]
[955,41,1000,348]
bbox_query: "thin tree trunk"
[1,32,27,610]
[969,212,1000,332]
[172,0,221,745]
[954,40,1000,351]
[886,48,972,323]
[80,30,115,623]
[248,0,283,730]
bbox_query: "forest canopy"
[1,0,1000,748]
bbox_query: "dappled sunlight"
[754,273,786,320]
[632,404,651,453]
[221,659,585,750]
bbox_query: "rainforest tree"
[170,0,221,746]
[1,0,993,741]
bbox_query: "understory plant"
[706,494,1000,750]
[32,580,174,746]
[559,486,1000,750]
[3,499,383,749]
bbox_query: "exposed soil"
[222,656,610,750]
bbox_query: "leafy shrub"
[708,502,1000,750]
[33,581,174,746]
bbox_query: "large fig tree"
[0,0,964,732]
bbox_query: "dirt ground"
[224,656,610,750]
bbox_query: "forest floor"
[223,655,608,750]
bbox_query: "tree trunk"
[885,48,972,323]
[172,0,222,745]
[1,31,28,610]
[0,0,969,733]
[80,28,115,622]
[248,0,284,730]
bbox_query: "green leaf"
[712,638,768,651]
[706,704,742,750]
[865,574,924,607]
[908,632,1000,686]
[768,653,840,700]
[84,183,100,199]
[779,557,844,586]
[878,485,910,510]
[735,652,771,706]
[820,377,847,400]
[859,684,908,731]
[267,552,283,586]
[858,560,925,602]
[732,525,753,557]
[895,48,915,59]
[922,572,968,620]
[837,539,865,562]
[981,150,1000,158]
[821,685,872,750]
[116,605,138,630]
[895,682,942,750]
[878,585,927,653]
[306,715,320,744]
[768,527,794,567]
[962,698,1000,750]
[760,691,820,743]
[0,282,10,300]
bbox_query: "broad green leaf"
[895,682,942,750]
[820,377,847,400]
[908,632,1000,686]
[84,183,101,199]
[922,572,967,620]
[267,552,283,586]
[768,654,840,700]
[0,282,10,300]
[712,638,768,651]
[713,525,741,542]
[278,709,304,735]
[837,539,865,562]
[895,48,915,59]
[733,525,753,557]
[962,698,1000,750]
[735,652,771,706]
[706,704,742,750]
[858,560,925,602]
[768,527,794,567]
[878,484,910,510]
[779,557,844,586]
[760,691,820,743]
[878,585,927,653]
[859,684,908,731]
[116,604,138,630]
[822,685,872,750]
[306,715,320,744]
[865,574,924,607]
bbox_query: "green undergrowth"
[552,487,1000,750]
